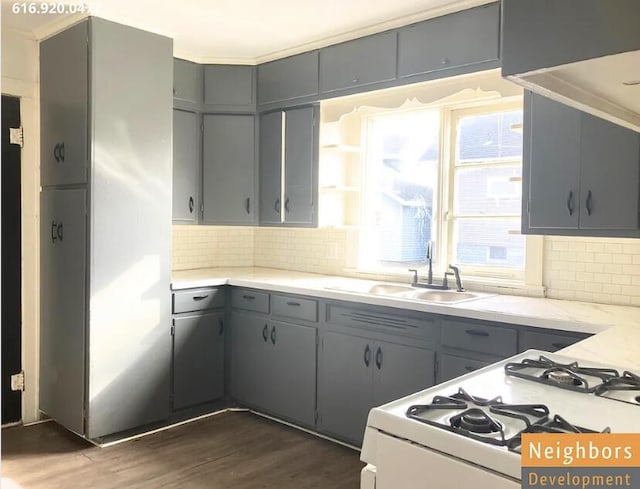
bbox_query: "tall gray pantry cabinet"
[39,18,173,440]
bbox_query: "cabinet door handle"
[566,190,574,216]
[53,143,60,162]
[551,342,569,350]
[192,295,209,301]
[284,197,290,213]
[245,197,251,214]
[270,325,276,345]
[465,329,489,337]
[59,142,65,162]
[275,198,280,213]
[262,324,269,342]
[51,220,58,243]
[242,294,255,301]
[189,196,194,214]
[585,190,593,216]
[218,318,224,335]
[286,301,300,307]
[363,344,371,367]
[57,222,63,242]
[375,346,383,370]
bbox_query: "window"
[360,99,528,281]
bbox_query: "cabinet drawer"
[231,288,269,314]
[438,354,495,383]
[520,330,585,353]
[173,288,225,314]
[271,295,317,322]
[326,304,438,341]
[441,319,517,357]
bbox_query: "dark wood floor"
[2,411,363,489]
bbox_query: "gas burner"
[452,409,502,434]
[505,356,619,393]
[406,388,549,446]
[596,370,640,405]
[508,415,611,454]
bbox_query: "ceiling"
[1,0,490,63]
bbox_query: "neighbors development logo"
[522,434,640,488]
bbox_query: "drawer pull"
[192,295,209,301]
[286,301,301,307]
[218,318,224,335]
[464,366,476,372]
[552,342,569,350]
[465,329,489,337]
[242,295,256,301]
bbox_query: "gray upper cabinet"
[259,111,283,225]
[257,51,319,106]
[319,31,397,94]
[202,114,255,225]
[204,65,256,112]
[579,114,640,230]
[524,92,640,235]
[172,109,200,223]
[501,0,640,77]
[398,3,499,78]
[172,312,225,410]
[173,58,203,108]
[259,106,318,227]
[40,21,88,187]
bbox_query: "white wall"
[2,27,41,424]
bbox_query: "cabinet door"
[398,3,499,78]
[257,51,319,105]
[173,110,200,222]
[40,21,88,187]
[268,320,317,426]
[39,189,86,435]
[318,332,373,445]
[259,111,283,225]
[579,114,640,230]
[525,92,581,229]
[373,341,435,406]
[202,114,255,224]
[173,58,203,106]
[204,65,256,111]
[319,31,397,94]
[173,312,225,410]
[229,312,271,408]
[284,106,317,225]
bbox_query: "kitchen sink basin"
[367,284,414,295]
[407,290,481,303]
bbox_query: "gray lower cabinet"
[204,65,256,112]
[318,331,435,446]
[257,51,319,106]
[397,3,499,79]
[230,311,317,427]
[173,58,203,108]
[259,106,317,226]
[172,312,225,410]
[172,109,200,223]
[524,91,640,235]
[202,114,255,224]
[319,31,397,94]
[39,188,87,435]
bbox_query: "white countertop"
[172,267,640,371]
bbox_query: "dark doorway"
[2,95,22,424]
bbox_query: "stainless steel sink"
[407,290,482,303]
[367,284,414,295]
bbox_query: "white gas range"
[360,350,640,489]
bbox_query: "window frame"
[358,95,543,287]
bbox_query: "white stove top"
[362,350,640,480]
